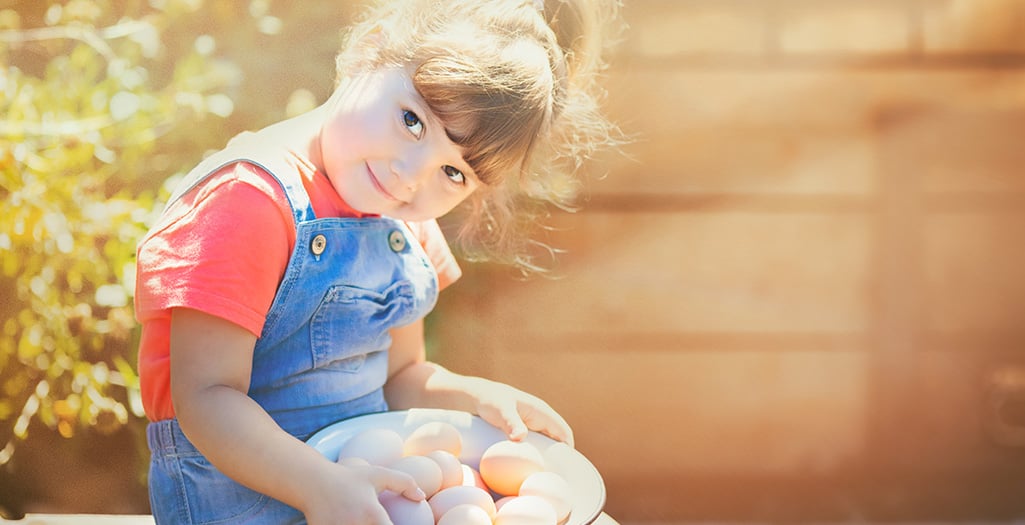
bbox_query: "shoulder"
[186,161,288,207]
[139,161,298,263]
[158,161,292,228]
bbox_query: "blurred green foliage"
[0,0,358,472]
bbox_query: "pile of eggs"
[335,421,573,525]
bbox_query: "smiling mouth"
[366,163,402,202]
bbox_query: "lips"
[366,162,402,202]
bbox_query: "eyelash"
[402,109,423,138]
[402,109,467,187]
[444,165,466,186]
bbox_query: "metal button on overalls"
[388,230,406,252]
[311,234,327,255]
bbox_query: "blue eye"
[443,165,465,185]
[402,109,423,138]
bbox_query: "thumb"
[371,467,426,501]
[497,405,529,442]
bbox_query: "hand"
[470,377,574,447]
[301,462,424,525]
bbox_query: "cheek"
[434,188,475,217]
[321,113,389,161]
[321,122,356,159]
[401,188,470,221]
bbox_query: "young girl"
[134,0,621,523]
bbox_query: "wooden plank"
[477,212,873,335]
[925,214,1025,332]
[618,0,768,57]
[486,348,871,478]
[922,0,1025,54]
[598,68,1025,196]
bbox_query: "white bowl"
[306,408,606,525]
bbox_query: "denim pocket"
[310,280,413,372]
[174,452,269,524]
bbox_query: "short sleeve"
[134,163,295,336]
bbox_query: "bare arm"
[169,307,422,524]
[383,318,574,446]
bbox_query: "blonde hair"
[337,0,624,272]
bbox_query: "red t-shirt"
[135,152,460,422]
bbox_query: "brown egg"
[428,485,497,522]
[425,450,463,490]
[403,421,463,457]
[390,455,444,498]
[493,495,558,525]
[478,440,546,496]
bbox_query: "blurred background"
[2,0,1025,522]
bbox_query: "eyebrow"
[416,100,458,143]
[415,102,480,183]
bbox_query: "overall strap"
[164,132,317,225]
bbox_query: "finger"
[499,404,530,442]
[370,467,426,501]
[559,425,575,448]
[508,425,529,442]
[519,402,574,447]
[368,501,394,525]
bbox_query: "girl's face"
[319,67,481,221]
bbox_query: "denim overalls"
[146,136,440,524]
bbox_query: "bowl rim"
[305,408,606,525]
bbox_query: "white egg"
[337,428,404,466]
[495,495,516,512]
[379,490,434,525]
[437,503,493,525]
[390,455,444,498]
[518,471,572,521]
[428,485,497,522]
[493,495,558,525]
[403,421,463,457]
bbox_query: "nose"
[390,145,435,192]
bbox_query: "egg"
[378,490,434,525]
[403,421,463,457]
[518,471,572,522]
[460,463,489,491]
[390,455,444,498]
[337,428,404,466]
[495,495,516,511]
[436,503,493,525]
[493,495,559,525]
[478,440,546,496]
[425,450,463,490]
[428,485,497,522]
